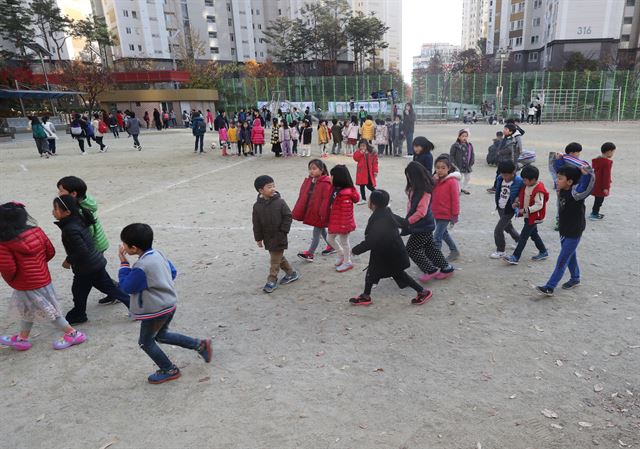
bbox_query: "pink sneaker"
[53,331,86,350]
[419,270,440,283]
[435,269,455,280]
[336,261,354,273]
[0,335,32,351]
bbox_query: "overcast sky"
[401,0,463,81]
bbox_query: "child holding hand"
[327,165,360,273]
[431,155,461,261]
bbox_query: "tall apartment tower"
[485,0,631,71]
[461,0,489,50]
[353,0,403,71]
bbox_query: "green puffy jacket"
[80,194,109,253]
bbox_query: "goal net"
[530,89,622,121]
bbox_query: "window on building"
[231,48,235,54]
[260,51,263,56]
[205,0,214,5]
[626,0,635,6]
[149,16,157,21]
[230,34,234,41]
[207,15,215,23]
[123,9,129,17]
[129,44,135,50]
[241,26,247,30]
[152,33,159,37]
[528,52,539,62]
[138,44,142,51]
[132,11,137,18]
[256,9,260,15]
[514,53,522,62]
[251,8,254,14]
[209,31,217,38]
[621,34,630,42]
[228,18,232,26]
[533,17,541,27]
[623,17,633,24]
[126,27,131,34]
[227,3,231,11]
[278,8,282,15]
[258,24,262,29]
[531,35,539,44]
[515,36,523,46]
[210,47,219,54]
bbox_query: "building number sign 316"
[577,26,592,35]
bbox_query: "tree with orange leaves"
[56,60,114,115]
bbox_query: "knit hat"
[504,123,517,134]
[458,128,469,137]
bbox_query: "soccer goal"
[530,89,622,122]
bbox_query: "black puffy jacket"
[55,215,106,275]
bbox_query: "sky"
[401,0,463,81]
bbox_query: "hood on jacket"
[80,194,97,213]
[435,171,462,183]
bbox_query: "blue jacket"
[413,152,433,174]
[191,116,206,136]
[495,175,524,213]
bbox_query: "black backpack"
[486,142,499,166]
[196,120,207,134]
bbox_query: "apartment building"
[413,43,461,70]
[461,0,489,50]
[353,0,403,71]
[484,0,634,71]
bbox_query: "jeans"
[545,236,580,289]
[592,196,605,214]
[110,126,119,138]
[138,311,200,370]
[331,142,342,154]
[434,219,458,252]
[309,227,328,253]
[132,134,140,147]
[512,222,546,259]
[405,131,414,155]
[194,135,204,152]
[68,268,130,319]
[494,208,520,252]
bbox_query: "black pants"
[76,137,85,153]
[592,196,605,214]
[406,232,449,274]
[110,126,119,138]
[359,183,375,201]
[513,222,546,259]
[132,134,140,147]
[95,136,105,150]
[67,268,130,321]
[194,135,204,152]
[254,144,263,154]
[363,271,423,295]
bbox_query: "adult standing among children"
[214,110,228,132]
[402,102,416,157]
[535,103,542,124]
[153,108,162,131]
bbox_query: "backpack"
[195,120,207,135]
[486,142,499,166]
[98,120,108,134]
[70,125,83,136]
[163,112,169,121]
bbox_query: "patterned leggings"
[406,232,449,274]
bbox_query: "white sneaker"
[81,151,86,156]
[357,200,367,205]
[490,251,506,259]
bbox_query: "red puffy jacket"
[0,227,55,291]
[328,187,360,234]
[431,173,460,221]
[353,150,378,187]
[251,124,265,145]
[292,175,333,228]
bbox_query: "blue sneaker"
[197,338,212,363]
[263,281,278,293]
[532,251,549,261]
[562,279,581,290]
[148,366,181,384]
[280,271,300,285]
[503,255,519,265]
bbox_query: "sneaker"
[280,271,300,285]
[297,251,314,262]
[357,200,367,205]
[53,331,87,350]
[103,145,108,152]
[460,189,471,195]
[98,296,117,305]
[0,335,32,351]
[435,266,455,280]
[419,270,439,283]
[81,151,87,156]
[490,251,506,259]
[321,246,337,256]
[336,261,354,273]
[486,188,496,194]
[447,250,460,261]
[334,258,344,267]
[536,286,554,297]
[411,289,433,305]
[503,255,519,265]
[45,152,50,158]
[589,213,604,221]
[349,294,372,306]
[263,281,278,293]
[148,366,181,384]
[531,251,549,261]
[99,148,106,153]
[561,279,580,290]
[197,338,213,363]
[138,145,142,151]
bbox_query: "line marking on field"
[19,164,28,172]
[103,159,252,214]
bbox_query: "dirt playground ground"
[0,121,638,449]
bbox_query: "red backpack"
[98,120,108,134]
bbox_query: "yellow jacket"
[318,125,329,144]
[228,127,238,142]
[361,119,375,141]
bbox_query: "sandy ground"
[0,121,638,449]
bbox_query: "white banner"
[328,100,389,114]
[256,101,315,112]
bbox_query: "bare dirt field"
[1,121,638,449]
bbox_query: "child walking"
[292,159,334,262]
[299,120,312,157]
[251,119,265,156]
[318,120,329,158]
[374,119,388,157]
[537,164,595,296]
[53,195,130,324]
[449,129,475,195]
[0,202,86,351]
[490,160,523,259]
[327,165,360,273]
[403,162,455,282]
[118,223,212,384]
[431,155,461,261]
[503,165,550,264]
[252,175,300,293]
[349,190,433,306]
[353,139,379,204]
[590,142,615,220]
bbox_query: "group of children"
[0,176,211,384]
